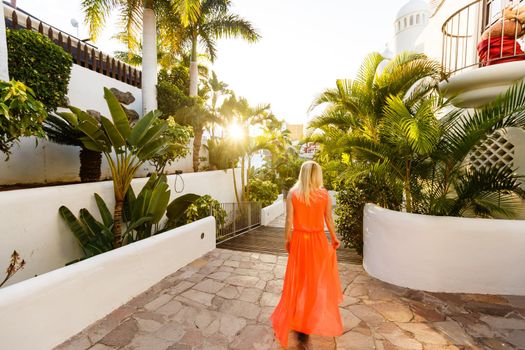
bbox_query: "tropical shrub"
[247,178,279,207]
[165,193,226,230]
[43,113,102,182]
[205,136,239,170]
[0,80,47,159]
[335,176,402,255]
[149,116,193,173]
[6,29,72,112]
[64,88,169,247]
[60,174,170,259]
[185,195,226,229]
[157,80,194,116]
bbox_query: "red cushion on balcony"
[477,36,525,66]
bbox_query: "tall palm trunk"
[141,0,157,114]
[189,35,199,97]
[79,147,102,182]
[232,166,240,205]
[404,160,413,213]
[192,128,203,172]
[0,8,8,81]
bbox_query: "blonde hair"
[292,160,324,205]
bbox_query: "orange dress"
[271,188,343,347]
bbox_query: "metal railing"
[214,202,262,243]
[3,4,142,87]
[441,0,525,75]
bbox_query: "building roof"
[396,0,430,19]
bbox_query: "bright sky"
[15,0,407,124]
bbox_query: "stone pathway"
[56,248,525,350]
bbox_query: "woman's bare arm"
[324,194,341,249]
[284,191,294,251]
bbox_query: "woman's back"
[292,188,328,232]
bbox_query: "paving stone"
[260,254,277,263]
[216,285,240,299]
[234,268,259,277]
[219,299,261,320]
[345,283,369,297]
[480,315,525,330]
[156,299,184,317]
[180,289,215,306]
[265,279,284,293]
[144,294,173,311]
[255,280,267,290]
[100,319,138,348]
[224,260,241,268]
[207,271,231,281]
[193,279,225,293]
[340,307,361,332]
[135,317,164,332]
[397,322,448,345]
[179,328,205,347]
[273,265,286,278]
[122,333,171,350]
[375,323,423,350]
[506,329,525,348]
[88,345,115,350]
[225,275,260,288]
[341,294,360,307]
[347,304,386,326]
[433,320,477,346]
[336,330,375,349]
[230,325,275,349]
[259,271,275,281]
[166,344,192,350]
[260,292,280,307]
[239,287,263,303]
[194,309,217,330]
[167,281,195,295]
[218,314,247,338]
[154,322,185,342]
[373,302,414,322]
[410,303,446,322]
[258,306,274,324]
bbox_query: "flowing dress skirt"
[271,229,343,347]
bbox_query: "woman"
[271,161,343,348]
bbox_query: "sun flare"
[227,123,244,140]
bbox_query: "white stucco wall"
[363,204,525,295]
[0,169,241,286]
[261,195,285,226]
[0,217,216,350]
[0,7,8,81]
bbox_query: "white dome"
[396,0,430,19]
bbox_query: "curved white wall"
[0,169,242,287]
[0,217,216,350]
[363,204,525,295]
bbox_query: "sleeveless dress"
[271,188,343,347]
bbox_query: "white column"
[0,8,9,81]
[189,61,198,97]
[141,7,157,115]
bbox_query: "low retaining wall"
[0,217,215,350]
[0,169,241,286]
[261,195,284,226]
[363,204,525,295]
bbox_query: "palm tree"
[173,103,218,172]
[43,114,102,182]
[81,0,200,114]
[179,0,260,96]
[310,52,444,141]
[207,70,230,136]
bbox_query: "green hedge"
[335,176,402,255]
[6,29,72,112]
[248,178,279,207]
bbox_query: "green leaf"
[59,206,89,248]
[128,110,161,146]
[94,193,113,227]
[100,116,126,149]
[104,87,131,138]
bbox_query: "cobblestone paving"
[56,248,525,350]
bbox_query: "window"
[410,15,414,25]
[416,14,420,24]
[404,18,407,28]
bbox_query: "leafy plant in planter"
[64,88,169,247]
[6,29,72,112]
[149,116,193,174]
[247,178,279,207]
[335,175,402,255]
[0,80,47,159]
[165,193,226,230]
[59,174,171,258]
[43,114,102,182]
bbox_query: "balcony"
[438,0,525,108]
